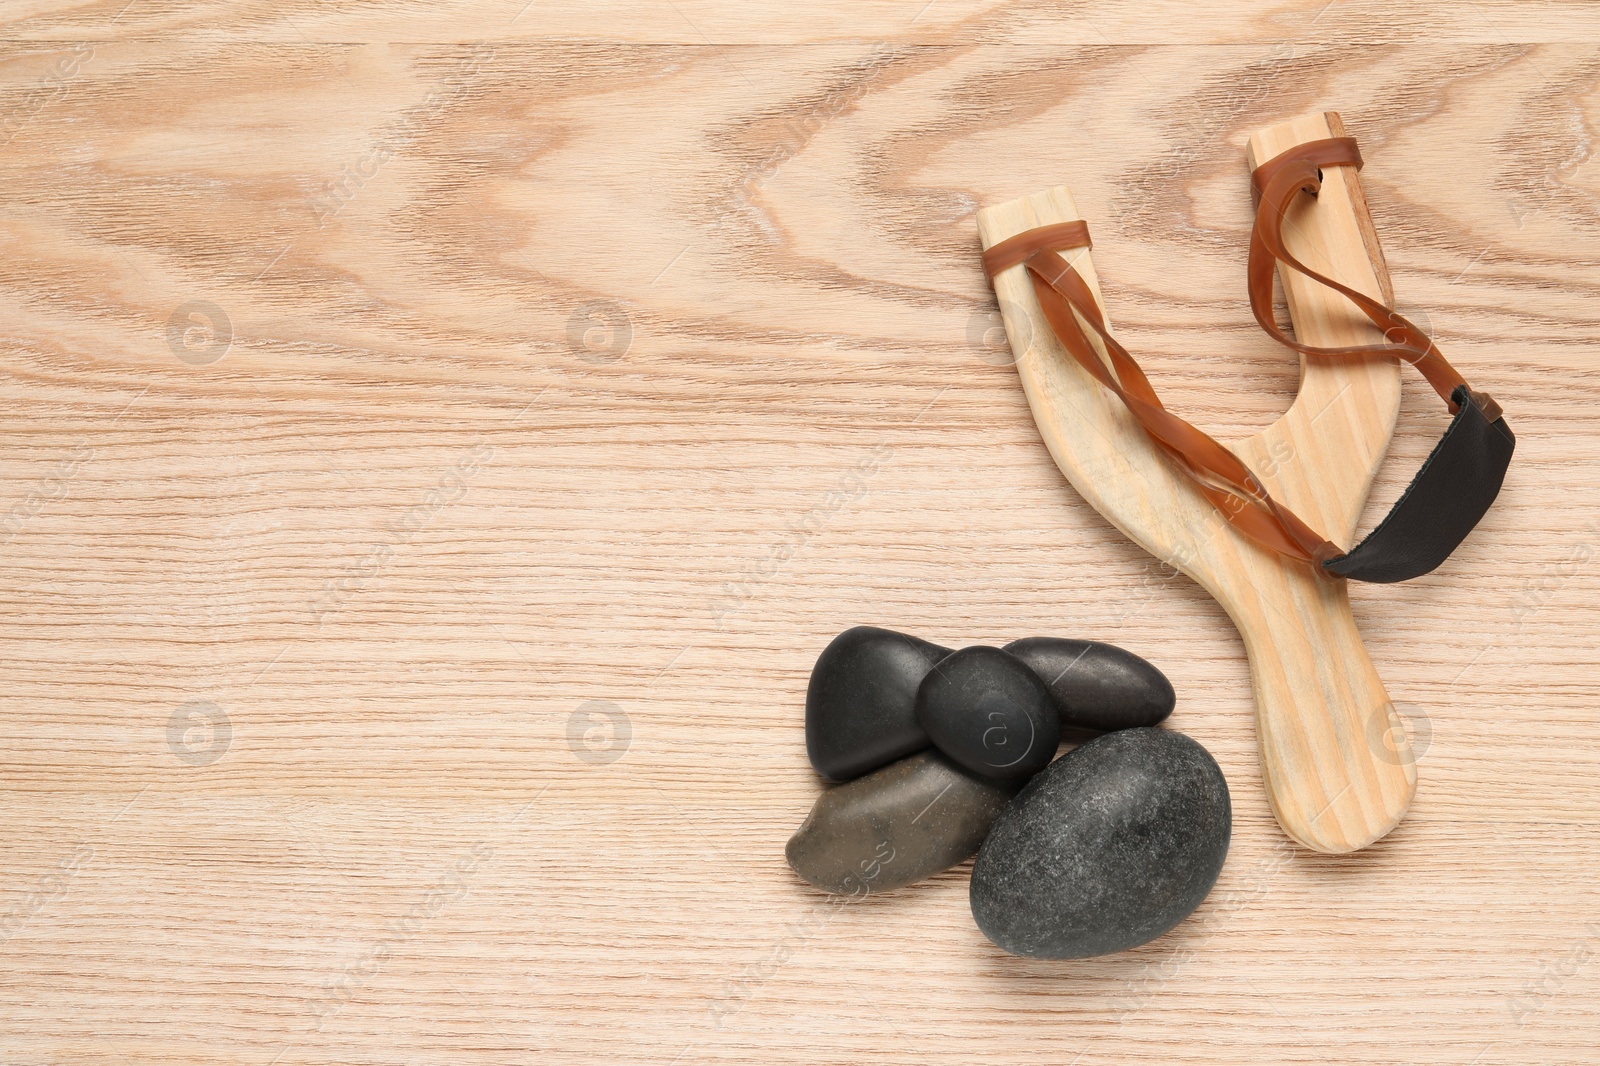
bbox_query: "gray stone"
[970,728,1230,958]
[786,749,1016,895]
[806,626,949,781]
[1004,637,1175,733]
[914,646,1060,782]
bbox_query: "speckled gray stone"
[970,728,1230,959]
[914,646,1060,782]
[786,749,1016,895]
[1003,637,1175,734]
[806,626,950,782]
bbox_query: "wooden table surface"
[2,3,1598,1063]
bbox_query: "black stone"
[806,626,949,781]
[970,728,1231,959]
[786,749,1017,895]
[1004,637,1175,733]
[914,646,1060,782]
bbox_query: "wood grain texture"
[1,4,1598,1064]
[977,108,1418,855]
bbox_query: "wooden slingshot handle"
[977,112,1416,854]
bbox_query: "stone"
[806,626,949,781]
[969,728,1231,959]
[1003,637,1175,733]
[914,646,1060,782]
[786,749,1017,895]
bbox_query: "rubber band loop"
[982,132,1513,581]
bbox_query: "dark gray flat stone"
[970,728,1231,958]
[1004,637,1175,733]
[786,749,1016,895]
[806,626,949,781]
[914,646,1060,782]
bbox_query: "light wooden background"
[1,2,1597,1064]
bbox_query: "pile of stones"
[786,626,1233,958]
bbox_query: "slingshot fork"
[977,112,1415,854]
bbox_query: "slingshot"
[977,112,1513,853]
